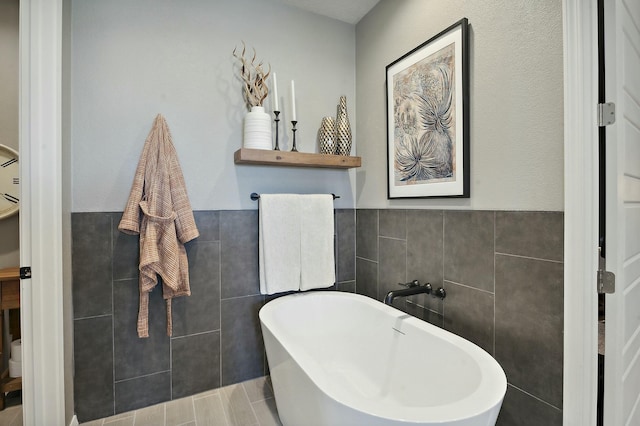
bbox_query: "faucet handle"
[399,279,420,288]
[433,287,446,299]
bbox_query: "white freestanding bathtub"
[260,291,507,426]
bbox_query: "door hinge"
[597,269,615,294]
[20,266,32,280]
[598,102,616,126]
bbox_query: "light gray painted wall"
[71,0,357,212]
[0,0,18,152]
[0,0,19,268]
[355,0,564,210]
[62,0,74,422]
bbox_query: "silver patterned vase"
[318,116,337,154]
[335,96,352,156]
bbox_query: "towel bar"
[250,192,339,201]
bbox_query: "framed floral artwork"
[386,18,469,198]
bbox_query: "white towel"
[259,194,301,294]
[300,194,336,291]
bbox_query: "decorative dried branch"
[232,41,271,109]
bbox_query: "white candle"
[272,73,279,111]
[290,80,296,121]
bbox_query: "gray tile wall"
[355,209,564,425]
[71,209,355,423]
[73,208,562,424]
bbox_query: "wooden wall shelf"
[234,148,361,169]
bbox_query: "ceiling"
[278,0,380,24]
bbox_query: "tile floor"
[80,376,281,426]
[0,391,23,426]
[0,404,21,426]
[0,376,281,426]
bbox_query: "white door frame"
[562,0,600,425]
[19,0,66,424]
[19,0,597,424]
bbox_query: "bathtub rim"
[260,290,507,424]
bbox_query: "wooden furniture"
[0,267,20,410]
[234,148,361,169]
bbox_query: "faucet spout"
[384,282,432,305]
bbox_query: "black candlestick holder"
[291,120,298,152]
[273,111,281,150]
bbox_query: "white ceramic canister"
[9,339,22,378]
[10,338,21,362]
[9,358,21,378]
[244,106,272,150]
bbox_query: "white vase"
[244,106,272,150]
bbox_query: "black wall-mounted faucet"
[384,280,446,305]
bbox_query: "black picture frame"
[386,18,470,199]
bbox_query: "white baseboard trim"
[69,414,79,426]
